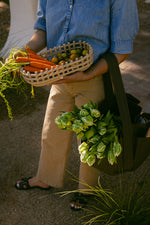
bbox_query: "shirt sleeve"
[110,0,139,54]
[34,0,47,31]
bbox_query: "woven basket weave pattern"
[21,41,93,87]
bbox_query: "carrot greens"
[0,47,34,120]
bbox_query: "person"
[15,0,139,210]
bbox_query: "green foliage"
[60,172,150,225]
[55,101,122,167]
[0,86,49,120]
[0,91,13,119]
[81,175,150,225]
[0,48,33,119]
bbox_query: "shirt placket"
[62,0,74,44]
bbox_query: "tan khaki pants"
[37,75,104,188]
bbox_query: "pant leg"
[37,75,104,188]
[79,163,101,189]
[37,84,75,188]
[72,75,105,189]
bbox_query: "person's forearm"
[51,53,131,84]
[25,29,47,53]
[89,53,130,77]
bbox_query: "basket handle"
[101,52,134,170]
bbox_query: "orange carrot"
[28,53,44,59]
[25,46,37,55]
[28,53,56,65]
[25,46,53,62]
[23,65,42,73]
[16,56,56,67]
[16,57,30,63]
[30,61,53,70]
[25,46,51,62]
[24,46,56,66]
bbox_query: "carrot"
[28,53,45,60]
[28,53,43,60]
[28,53,56,65]
[25,46,37,55]
[16,56,56,66]
[25,46,57,67]
[16,57,30,63]
[25,46,56,64]
[30,61,53,70]
[23,65,42,73]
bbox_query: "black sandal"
[70,192,89,211]
[15,177,51,190]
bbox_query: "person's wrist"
[90,66,97,78]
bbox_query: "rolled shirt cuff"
[110,39,134,54]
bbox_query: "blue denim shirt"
[34,0,139,62]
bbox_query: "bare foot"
[28,176,50,189]
[15,176,50,190]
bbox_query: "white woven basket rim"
[21,40,94,87]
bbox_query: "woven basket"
[21,40,94,87]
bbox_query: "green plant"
[60,172,150,225]
[114,175,150,225]
[55,101,122,167]
[0,48,34,119]
[85,175,150,225]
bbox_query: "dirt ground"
[0,1,150,225]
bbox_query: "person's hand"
[50,69,96,85]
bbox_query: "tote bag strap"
[101,52,134,170]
